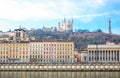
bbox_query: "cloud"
[72,12,109,22]
[111,11,120,15]
[72,12,109,18]
[0,20,17,31]
[0,0,110,21]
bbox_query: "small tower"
[108,18,112,34]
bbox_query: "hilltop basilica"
[58,17,73,32]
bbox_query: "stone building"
[81,51,88,62]
[88,42,120,62]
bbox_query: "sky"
[0,0,120,34]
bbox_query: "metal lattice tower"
[108,18,112,34]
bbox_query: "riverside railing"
[0,63,120,71]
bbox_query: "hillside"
[70,32,120,50]
[27,29,120,51]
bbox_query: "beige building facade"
[0,42,30,63]
[0,41,74,63]
[30,41,74,63]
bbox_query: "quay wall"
[0,63,120,71]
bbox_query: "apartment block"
[0,42,30,63]
[0,41,74,63]
[30,41,74,63]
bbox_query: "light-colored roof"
[88,44,120,49]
